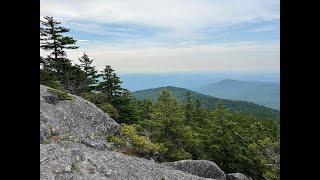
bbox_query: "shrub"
[109,124,167,159]
[47,88,74,100]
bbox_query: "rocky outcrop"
[40,85,120,150]
[162,160,226,180]
[226,173,250,180]
[41,141,215,180]
[40,85,248,180]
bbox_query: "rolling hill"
[117,72,280,91]
[195,79,280,110]
[132,86,280,122]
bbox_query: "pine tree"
[59,64,87,95]
[78,53,97,79]
[137,99,154,121]
[40,67,62,89]
[149,90,199,161]
[96,65,124,103]
[184,91,194,126]
[40,16,78,73]
[202,101,238,172]
[78,53,98,92]
[193,99,207,126]
[112,90,141,124]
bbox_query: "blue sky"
[40,0,280,73]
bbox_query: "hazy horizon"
[115,72,279,92]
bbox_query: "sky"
[40,0,280,73]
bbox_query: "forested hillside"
[132,86,280,122]
[40,17,280,180]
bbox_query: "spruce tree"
[149,90,199,161]
[137,99,154,121]
[184,91,194,126]
[40,16,78,73]
[202,101,238,173]
[112,90,141,124]
[59,64,87,95]
[78,53,97,78]
[78,53,98,92]
[96,65,124,103]
[193,99,206,125]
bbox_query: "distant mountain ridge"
[132,86,280,122]
[196,79,280,110]
[117,72,280,91]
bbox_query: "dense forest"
[40,17,280,180]
[132,86,280,122]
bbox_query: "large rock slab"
[40,85,120,150]
[41,141,216,180]
[162,160,226,180]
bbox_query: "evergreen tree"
[137,99,154,121]
[40,16,78,73]
[193,99,207,126]
[78,53,97,79]
[59,64,87,95]
[112,90,141,124]
[202,101,238,172]
[184,91,194,126]
[40,67,62,89]
[78,53,98,92]
[98,102,119,119]
[149,90,199,161]
[96,65,124,103]
[94,65,142,124]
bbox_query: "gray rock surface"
[226,173,250,180]
[41,141,216,180]
[162,160,226,180]
[40,85,120,150]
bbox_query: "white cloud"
[40,0,279,33]
[40,1,280,73]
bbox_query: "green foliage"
[135,91,280,179]
[40,17,89,95]
[78,53,98,92]
[81,92,106,105]
[131,86,280,122]
[168,148,192,160]
[98,102,119,119]
[136,99,154,121]
[40,67,62,89]
[112,90,141,124]
[109,124,167,159]
[108,134,126,146]
[47,88,74,100]
[59,63,87,95]
[144,90,200,161]
[96,65,124,102]
[40,16,78,61]
[201,101,239,172]
[184,91,194,126]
